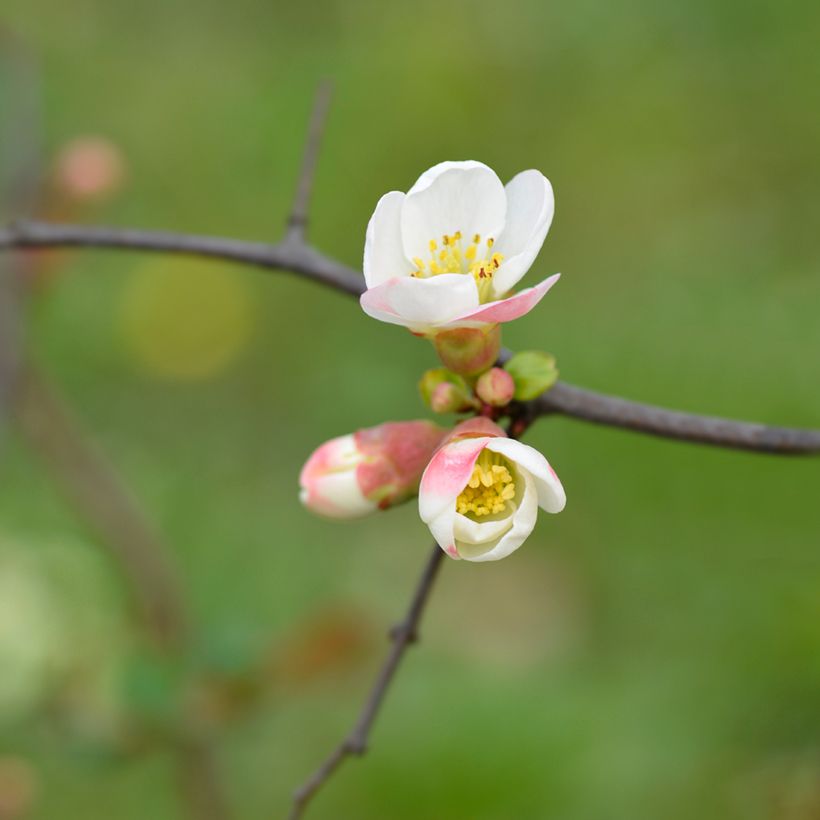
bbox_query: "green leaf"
[503,351,559,401]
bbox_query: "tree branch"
[533,381,820,454]
[0,219,365,295]
[289,543,446,820]
[1,219,817,455]
[286,80,333,240]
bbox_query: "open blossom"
[419,418,565,562]
[360,160,560,333]
[300,421,446,519]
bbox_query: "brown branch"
[289,543,446,820]
[533,381,820,454]
[1,221,817,456]
[286,80,333,240]
[0,219,365,296]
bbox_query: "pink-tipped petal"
[360,274,480,330]
[419,437,489,526]
[450,273,561,325]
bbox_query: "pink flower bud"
[300,421,447,518]
[432,324,501,377]
[475,367,515,407]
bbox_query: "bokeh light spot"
[121,258,254,381]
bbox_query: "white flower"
[361,160,560,333]
[419,419,565,562]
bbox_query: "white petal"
[453,509,514,544]
[363,191,414,288]
[456,471,539,561]
[361,274,480,331]
[491,171,554,296]
[427,506,461,560]
[301,472,378,519]
[400,161,507,262]
[484,438,566,513]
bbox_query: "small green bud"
[475,367,516,407]
[419,368,477,413]
[503,351,559,401]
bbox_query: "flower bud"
[419,368,478,414]
[432,324,501,377]
[475,367,515,407]
[300,421,447,518]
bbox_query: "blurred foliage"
[1,0,819,818]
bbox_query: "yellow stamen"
[414,230,503,303]
[456,451,516,518]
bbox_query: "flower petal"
[456,470,539,561]
[360,274,480,330]
[363,191,414,288]
[484,438,566,513]
[491,171,555,296]
[453,508,514,545]
[299,472,377,519]
[401,161,506,262]
[449,273,560,326]
[419,437,489,525]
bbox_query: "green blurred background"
[1,1,819,818]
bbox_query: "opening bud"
[300,421,447,518]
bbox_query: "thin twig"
[289,543,446,820]
[175,736,232,820]
[11,362,189,648]
[1,220,817,455]
[286,81,333,240]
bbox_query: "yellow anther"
[454,231,462,240]
[473,233,481,244]
[442,234,450,246]
[430,261,442,274]
[456,451,516,518]
[413,257,425,270]
[429,239,437,252]
[487,237,494,248]
[465,244,477,261]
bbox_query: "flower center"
[456,450,516,518]
[411,232,504,302]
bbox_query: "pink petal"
[418,437,489,525]
[451,273,560,325]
